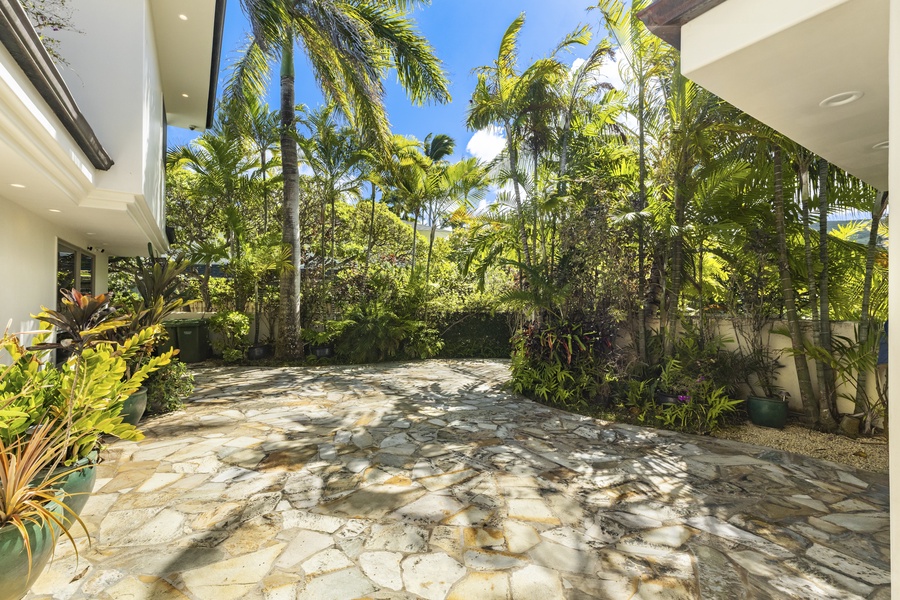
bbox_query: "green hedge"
[436,312,513,359]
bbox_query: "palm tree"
[772,144,820,426]
[467,14,587,271]
[231,0,450,359]
[238,97,281,232]
[854,190,889,414]
[423,157,489,296]
[295,105,365,295]
[596,0,670,362]
[414,133,455,279]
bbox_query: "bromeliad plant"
[0,420,92,594]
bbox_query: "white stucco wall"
[53,0,166,232]
[887,0,899,595]
[0,195,108,348]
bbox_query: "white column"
[890,1,900,598]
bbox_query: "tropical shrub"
[510,321,618,410]
[436,311,513,358]
[145,359,194,415]
[209,311,250,362]
[334,303,409,363]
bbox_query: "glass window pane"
[57,245,75,305]
[80,253,94,295]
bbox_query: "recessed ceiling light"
[873,140,889,150]
[48,209,61,213]
[819,91,864,107]
[86,232,95,236]
[182,93,189,98]
[10,183,24,188]
[179,14,188,21]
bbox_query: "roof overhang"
[639,0,889,189]
[637,0,727,49]
[0,0,112,170]
[150,0,226,131]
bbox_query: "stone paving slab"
[26,360,890,599]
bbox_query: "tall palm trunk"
[818,159,837,419]
[665,181,686,358]
[505,121,532,268]
[261,148,268,231]
[636,75,648,362]
[425,221,437,322]
[773,146,819,424]
[799,159,836,430]
[410,206,419,282]
[365,184,377,273]
[854,191,889,413]
[276,36,302,359]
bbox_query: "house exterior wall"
[887,0,899,594]
[53,0,167,234]
[0,194,108,346]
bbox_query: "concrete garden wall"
[628,318,884,418]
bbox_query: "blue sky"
[167,0,615,162]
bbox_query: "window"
[57,241,94,306]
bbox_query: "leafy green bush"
[209,311,250,362]
[436,312,512,358]
[510,321,618,410]
[403,322,444,359]
[334,303,409,363]
[145,359,194,415]
[611,369,743,435]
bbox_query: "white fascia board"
[681,0,849,74]
[0,44,95,202]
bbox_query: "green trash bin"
[167,319,209,363]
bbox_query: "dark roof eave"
[637,0,728,50]
[0,0,113,170]
[205,0,226,130]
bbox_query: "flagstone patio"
[26,359,890,599]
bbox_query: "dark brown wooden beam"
[637,0,728,49]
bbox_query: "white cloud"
[570,58,586,75]
[596,52,625,91]
[299,163,314,177]
[466,126,506,162]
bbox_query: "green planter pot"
[32,450,98,526]
[121,387,147,426]
[747,395,788,429]
[0,507,60,600]
[654,390,680,406]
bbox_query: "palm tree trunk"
[261,149,268,232]
[425,222,437,322]
[202,263,212,311]
[818,159,837,417]
[665,182,686,358]
[800,160,836,430]
[276,36,302,359]
[854,191,889,414]
[330,190,337,277]
[505,121,532,268]
[410,207,419,282]
[365,184,376,273]
[636,75,648,363]
[773,146,819,424]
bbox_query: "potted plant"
[0,421,90,600]
[746,390,790,429]
[654,357,683,406]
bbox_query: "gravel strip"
[714,422,888,474]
